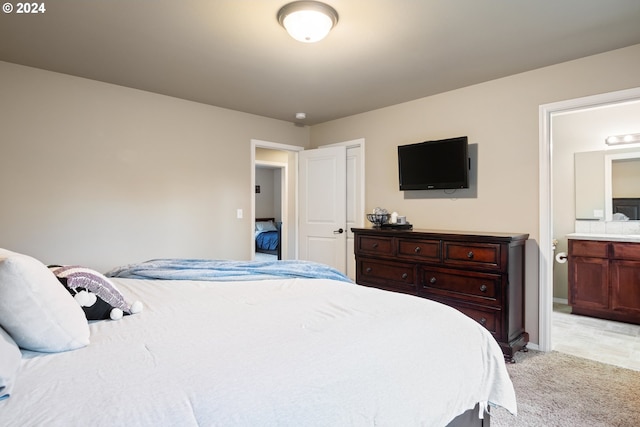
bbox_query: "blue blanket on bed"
[105,259,352,283]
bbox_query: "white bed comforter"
[2,278,516,426]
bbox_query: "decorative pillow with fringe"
[49,265,143,321]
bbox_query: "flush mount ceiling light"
[277,1,338,43]
[605,133,640,145]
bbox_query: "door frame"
[251,139,304,260]
[538,86,640,351]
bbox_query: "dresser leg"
[504,344,528,363]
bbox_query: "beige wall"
[256,147,291,163]
[255,147,290,220]
[0,61,309,272]
[310,44,640,346]
[255,168,278,219]
[612,159,640,197]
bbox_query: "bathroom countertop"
[567,232,640,243]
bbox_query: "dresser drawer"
[419,267,501,306]
[356,258,416,295]
[454,304,501,338]
[443,242,501,270]
[569,240,608,258]
[355,235,394,256]
[426,295,501,338]
[611,242,640,261]
[397,238,440,261]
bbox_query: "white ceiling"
[1,0,640,125]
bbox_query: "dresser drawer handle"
[401,273,408,279]
[372,243,379,249]
[429,276,436,284]
[480,284,487,292]
[414,246,421,253]
[366,267,372,273]
[467,251,474,259]
[479,317,487,325]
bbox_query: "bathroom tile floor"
[553,303,640,371]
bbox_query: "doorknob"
[333,228,344,234]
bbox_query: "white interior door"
[298,146,347,272]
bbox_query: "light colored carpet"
[491,350,640,426]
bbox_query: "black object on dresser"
[352,227,529,362]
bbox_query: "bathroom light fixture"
[605,133,640,145]
[277,1,338,43]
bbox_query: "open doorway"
[550,98,640,370]
[252,140,302,261]
[539,87,640,358]
[255,161,285,261]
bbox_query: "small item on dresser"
[380,222,413,230]
[367,207,390,227]
[378,212,411,229]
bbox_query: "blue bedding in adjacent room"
[256,230,279,251]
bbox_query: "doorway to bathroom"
[540,87,640,370]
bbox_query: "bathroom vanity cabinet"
[568,238,640,324]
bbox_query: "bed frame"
[613,197,640,220]
[446,404,490,427]
[255,217,282,260]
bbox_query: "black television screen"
[398,136,469,190]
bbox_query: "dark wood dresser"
[352,227,529,362]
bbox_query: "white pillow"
[255,221,277,232]
[0,249,90,352]
[0,326,21,400]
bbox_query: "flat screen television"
[398,136,469,190]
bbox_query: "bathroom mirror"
[575,148,640,220]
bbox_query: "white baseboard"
[553,297,568,305]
